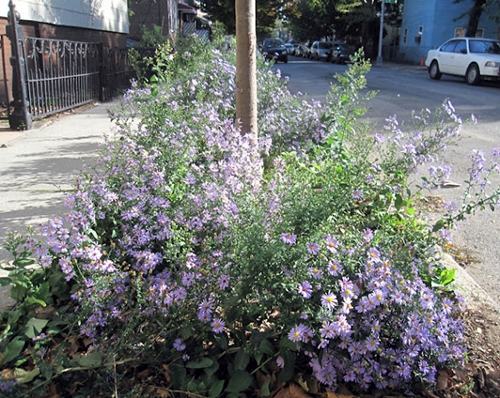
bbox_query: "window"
[440,40,459,52]
[403,28,408,44]
[454,40,467,54]
[469,39,500,54]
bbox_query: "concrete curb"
[441,252,500,314]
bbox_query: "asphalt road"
[278,56,500,303]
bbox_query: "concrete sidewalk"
[0,101,118,263]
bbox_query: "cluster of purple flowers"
[24,43,472,394]
[286,235,466,390]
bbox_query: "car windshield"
[318,42,334,49]
[469,40,500,54]
[263,39,283,48]
[340,45,357,53]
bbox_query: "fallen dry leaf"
[436,369,449,390]
[274,383,310,398]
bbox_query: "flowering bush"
[2,36,498,397]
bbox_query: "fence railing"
[22,37,102,118]
[0,34,11,121]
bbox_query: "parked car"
[260,38,288,63]
[309,41,335,61]
[285,43,294,55]
[296,43,310,58]
[290,43,301,56]
[329,44,358,64]
[425,37,500,85]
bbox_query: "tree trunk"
[235,0,258,145]
[466,0,487,37]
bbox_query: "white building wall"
[1,0,129,34]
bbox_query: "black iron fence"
[22,38,102,119]
[0,34,10,121]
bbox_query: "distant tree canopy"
[285,0,400,59]
[199,0,284,38]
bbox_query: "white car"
[309,41,335,61]
[425,37,500,85]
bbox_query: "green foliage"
[199,0,283,37]
[2,35,494,398]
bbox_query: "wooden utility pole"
[235,0,258,146]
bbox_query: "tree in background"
[454,0,499,37]
[199,0,284,38]
[285,0,339,42]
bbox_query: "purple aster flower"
[374,132,385,143]
[211,318,225,334]
[352,189,363,200]
[321,292,338,311]
[298,281,313,298]
[184,173,196,185]
[308,267,323,279]
[319,321,336,339]
[363,228,373,243]
[280,232,297,245]
[288,324,312,343]
[218,274,230,290]
[324,235,339,253]
[368,247,381,261]
[173,338,186,351]
[276,356,285,369]
[327,260,342,276]
[306,242,320,255]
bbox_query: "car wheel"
[466,63,480,85]
[284,57,288,64]
[429,61,442,80]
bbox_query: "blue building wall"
[398,0,500,64]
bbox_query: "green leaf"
[225,370,252,393]
[24,318,49,339]
[209,379,224,398]
[186,357,213,369]
[440,268,456,285]
[214,333,228,350]
[259,339,274,356]
[0,277,11,286]
[169,363,187,389]
[278,351,295,383]
[234,348,250,371]
[279,336,297,351]
[395,193,403,210]
[261,377,271,396]
[12,258,35,267]
[77,351,103,368]
[17,367,40,384]
[0,338,25,365]
[204,360,219,378]
[10,284,27,301]
[24,297,47,307]
[432,219,445,232]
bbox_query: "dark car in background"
[260,38,288,63]
[329,44,359,64]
